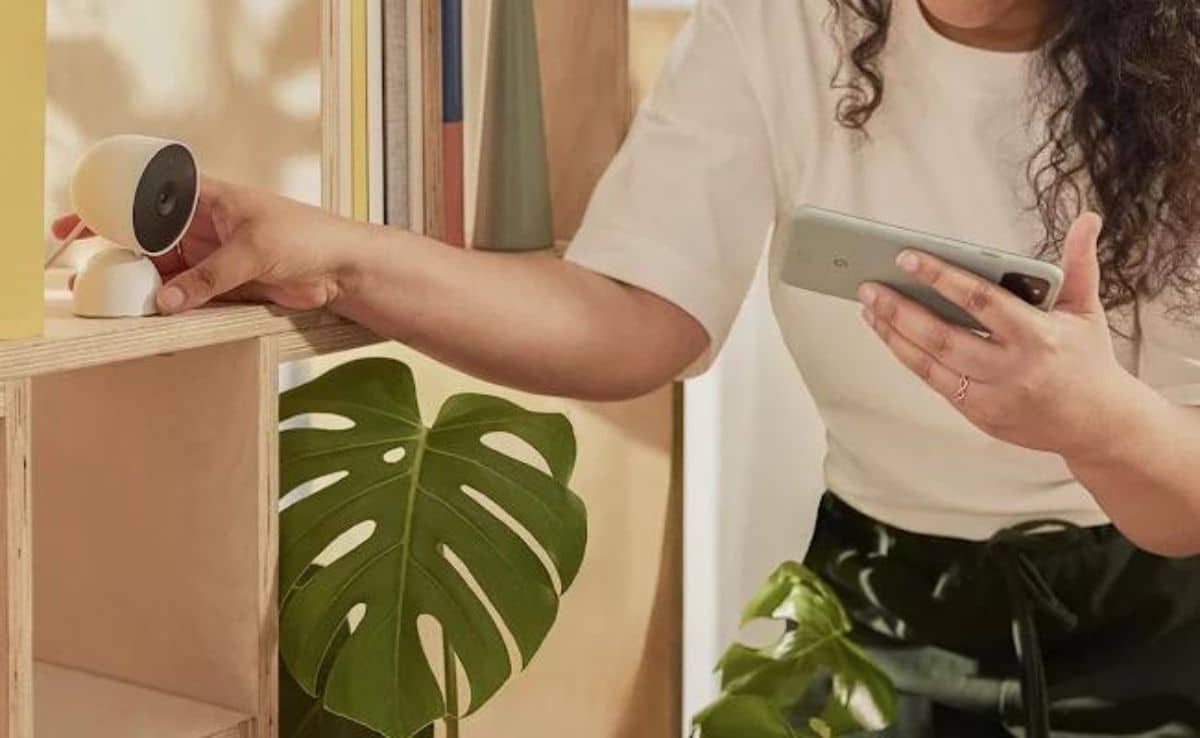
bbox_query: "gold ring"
[952,374,970,405]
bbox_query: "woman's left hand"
[859,212,1137,457]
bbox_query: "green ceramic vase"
[472,0,554,252]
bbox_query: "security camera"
[72,135,199,257]
[53,135,200,317]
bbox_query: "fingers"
[863,306,968,401]
[157,241,263,314]
[896,250,1037,337]
[51,214,94,240]
[859,283,1007,381]
[1055,212,1104,314]
[219,282,277,304]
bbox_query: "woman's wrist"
[1059,368,1165,470]
[325,219,393,310]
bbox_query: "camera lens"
[1000,272,1051,306]
[156,182,177,217]
[133,144,197,256]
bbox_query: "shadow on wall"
[46,0,322,260]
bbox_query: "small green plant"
[692,562,897,738]
[277,358,587,738]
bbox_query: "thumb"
[156,242,260,314]
[1055,212,1104,314]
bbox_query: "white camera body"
[68,135,199,317]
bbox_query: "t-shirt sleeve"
[1138,291,1200,405]
[563,1,776,377]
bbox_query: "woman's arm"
[330,225,709,400]
[859,212,1200,557]
[1060,379,1200,557]
[53,177,709,401]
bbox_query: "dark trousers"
[803,494,1200,737]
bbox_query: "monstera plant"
[692,563,898,738]
[277,358,587,738]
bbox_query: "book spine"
[320,0,337,213]
[382,0,410,229]
[351,0,370,222]
[441,0,465,246]
[367,0,385,225]
[0,1,45,337]
[422,0,445,240]
[338,2,354,217]
[462,0,489,246]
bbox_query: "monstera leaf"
[692,563,896,738]
[279,358,586,738]
[279,621,420,738]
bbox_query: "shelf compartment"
[30,341,277,736]
[35,661,252,737]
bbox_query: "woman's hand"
[52,176,364,314]
[858,213,1139,458]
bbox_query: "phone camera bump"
[1000,272,1051,306]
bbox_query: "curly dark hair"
[826,0,1200,313]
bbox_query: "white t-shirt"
[565,0,1200,538]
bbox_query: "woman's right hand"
[52,176,365,314]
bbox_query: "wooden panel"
[32,342,265,715]
[275,321,379,364]
[0,279,379,383]
[256,339,281,738]
[3,380,33,738]
[460,384,681,738]
[535,0,630,239]
[35,662,252,738]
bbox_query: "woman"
[56,0,1200,734]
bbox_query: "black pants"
[803,494,1200,737]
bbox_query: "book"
[323,0,396,224]
[367,0,385,225]
[421,0,445,240]
[323,0,484,246]
[441,0,465,246]
[382,0,411,229]
[351,0,369,222]
[462,0,490,246]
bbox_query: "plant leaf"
[280,621,396,738]
[278,358,587,738]
[691,695,797,738]
[692,562,896,738]
[811,640,896,734]
[281,657,394,738]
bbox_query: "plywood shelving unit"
[0,2,679,736]
[0,283,379,738]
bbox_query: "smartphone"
[776,205,1064,331]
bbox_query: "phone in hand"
[776,205,1064,331]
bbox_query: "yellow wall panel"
[0,3,46,339]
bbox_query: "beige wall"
[45,0,323,262]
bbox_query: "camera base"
[72,247,162,318]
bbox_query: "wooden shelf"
[0,276,380,383]
[35,662,253,737]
